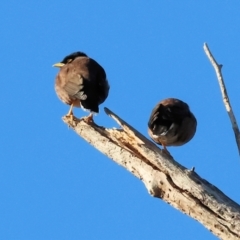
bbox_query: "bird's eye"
[67,59,73,63]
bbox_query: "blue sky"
[1,1,240,239]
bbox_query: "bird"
[148,98,197,152]
[53,51,109,122]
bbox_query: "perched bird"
[148,98,197,152]
[53,52,109,122]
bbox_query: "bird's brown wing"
[62,73,87,101]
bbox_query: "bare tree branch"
[203,43,240,155]
[62,109,240,240]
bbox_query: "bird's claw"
[65,111,75,122]
[84,113,94,124]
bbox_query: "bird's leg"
[162,144,171,156]
[85,112,94,123]
[66,104,74,121]
[67,104,73,115]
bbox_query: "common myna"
[53,52,109,122]
[148,98,197,152]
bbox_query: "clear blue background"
[1,1,240,239]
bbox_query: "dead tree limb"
[203,43,240,155]
[62,108,240,240]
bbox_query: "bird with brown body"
[53,52,109,122]
[148,98,197,153]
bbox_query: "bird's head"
[53,51,88,68]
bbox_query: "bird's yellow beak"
[52,62,65,68]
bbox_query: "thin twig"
[203,42,240,155]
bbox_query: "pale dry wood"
[203,43,240,155]
[62,109,240,240]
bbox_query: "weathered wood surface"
[62,108,240,240]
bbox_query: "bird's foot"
[84,113,94,124]
[65,110,75,122]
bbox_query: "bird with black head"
[53,52,109,122]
